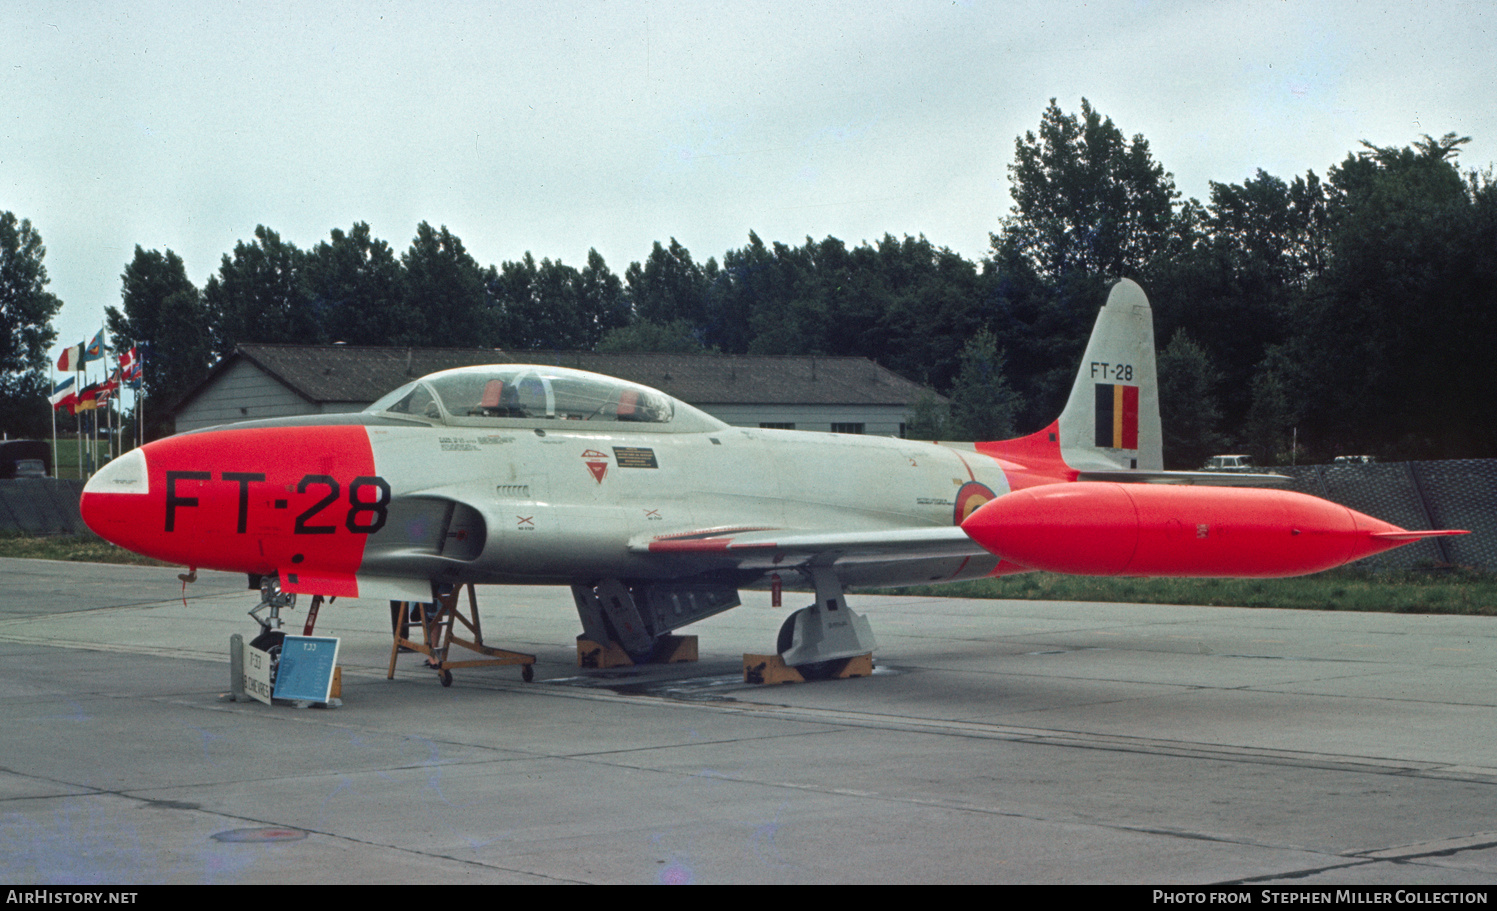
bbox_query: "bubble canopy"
[364,365,726,433]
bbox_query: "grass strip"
[0,532,171,566]
[878,567,1497,615]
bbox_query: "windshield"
[368,380,442,420]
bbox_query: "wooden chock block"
[330,666,342,699]
[577,637,634,669]
[743,654,805,685]
[838,653,875,678]
[654,634,698,664]
[743,652,874,684]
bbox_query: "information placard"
[272,635,341,703]
[243,643,274,706]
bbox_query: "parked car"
[11,459,46,478]
[1201,454,1256,472]
[0,440,50,479]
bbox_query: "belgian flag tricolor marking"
[1095,383,1139,449]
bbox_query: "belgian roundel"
[953,481,997,525]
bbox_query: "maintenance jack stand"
[388,584,536,687]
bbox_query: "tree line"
[5,99,1495,465]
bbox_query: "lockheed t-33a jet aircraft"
[80,280,1466,684]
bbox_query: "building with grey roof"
[168,344,941,437]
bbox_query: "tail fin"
[1055,279,1162,472]
[974,279,1162,486]
[978,280,1285,487]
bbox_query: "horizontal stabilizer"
[1077,469,1291,486]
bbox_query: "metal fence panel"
[1410,460,1497,571]
[1264,461,1492,571]
[0,479,88,535]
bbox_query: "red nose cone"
[961,482,1465,578]
[80,447,151,546]
[80,425,380,578]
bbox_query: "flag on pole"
[50,377,77,414]
[119,346,142,386]
[83,330,107,363]
[57,342,85,372]
[76,383,100,411]
[97,372,121,404]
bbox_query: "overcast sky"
[5,0,1494,359]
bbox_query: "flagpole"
[89,358,96,476]
[95,328,102,469]
[104,326,113,463]
[133,343,145,449]
[75,361,82,479]
[89,353,95,476]
[50,363,57,478]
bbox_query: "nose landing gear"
[246,576,296,684]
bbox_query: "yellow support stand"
[388,584,535,687]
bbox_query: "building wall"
[177,362,914,437]
[175,361,361,433]
[703,403,908,436]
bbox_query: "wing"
[631,525,994,579]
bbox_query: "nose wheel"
[249,629,286,682]
[244,577,297,687]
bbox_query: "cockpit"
[364,365,725,433]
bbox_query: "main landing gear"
[570,570,875,683]
[747,566,877,684]
[570,579,738,667]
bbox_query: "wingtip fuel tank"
[960,482,1469,578]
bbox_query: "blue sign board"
[273,635,340,703]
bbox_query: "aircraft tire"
[776,611,837,679]
[629,639,665,664]
[250,630,286,685]
[776,613,798,655]
[795,661,843,681]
